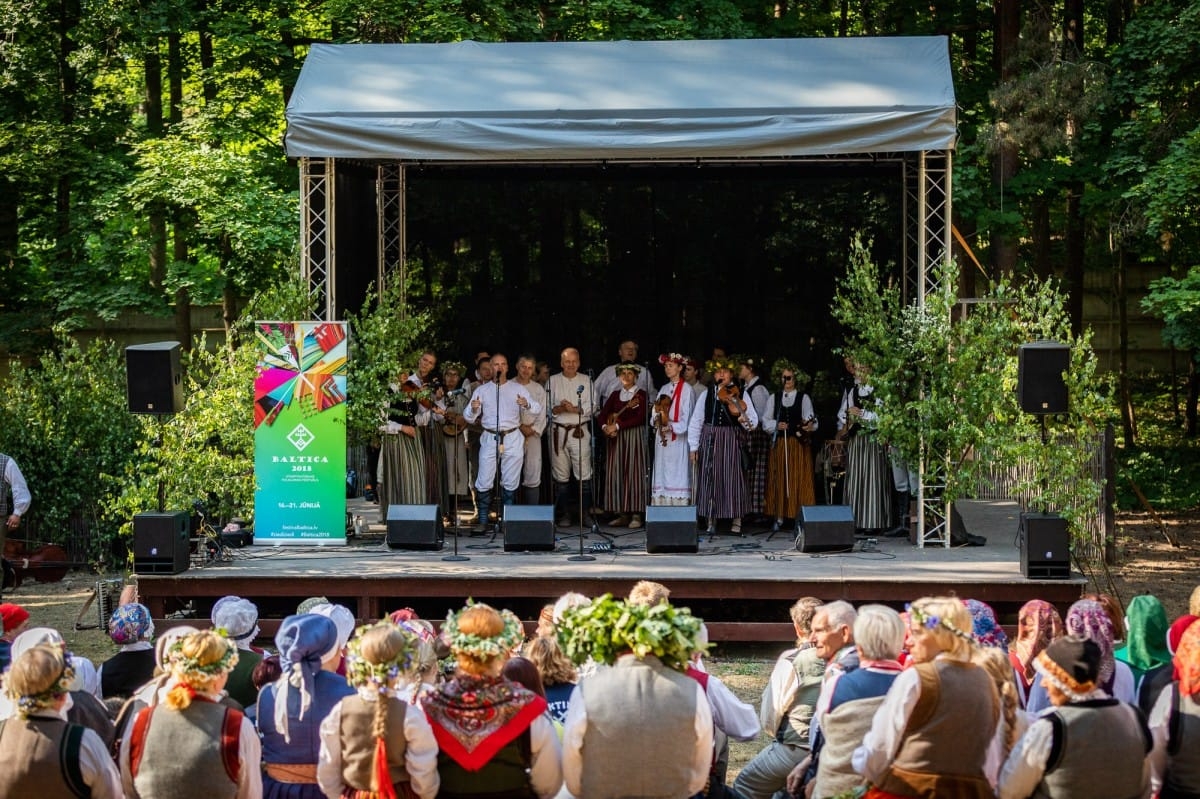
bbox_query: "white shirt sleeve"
[688,683,716,797]
[688,391,708,452]
[802,394,818,431]
[1147,685,1173,797]
[316,702,345,799]
[529,713,564,799]
[997,716,1054,799]
[852,666,922,783]
[705,674,760,741]
[404,704,441,799]
[761,395,779,434]
[561,684,587,798]
[4,457,30,516]
[236,714,263,799]
[78,725,124,799]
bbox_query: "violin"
[654,394,673,446]
[717,382,746,415]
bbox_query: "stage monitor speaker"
[126,341,184,415]
[645,505,698,554]
[386,505,443,551]
[1020,512,1071,579]
[503,506,556,552]
[133,511,190,574]
[1017,341,1069,414]
[796,505,855,553]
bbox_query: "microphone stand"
[568,382,595,562]
[443,390,469,562]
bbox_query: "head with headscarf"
[11,627,88,693]
[309,602,355,666]
[1117,594,1171,676]
[1065,598,1117,689]
[272,613,339,743]
[211,596,259,649]
[1011,599,1064,684]
[1170,615,1199,680]
[109,603,154,646]
[966,599,1009,650]
[1175,619,1200,699]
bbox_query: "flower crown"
[706,358,737,374]
[906,602,974,644]
[167,631,239,681]
[344,622,418,694]
[441,361,466,377]
[442,602,524,662]
[8,643,77,717]
[771,358,810,388]
[658,353,688,366]
[614,363,642,375]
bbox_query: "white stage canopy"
[285,37,956,161]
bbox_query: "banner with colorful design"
[254,321,348,544]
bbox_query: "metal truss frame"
[299,157,336,321]
[377,163,406,311]
[903,150,954,547]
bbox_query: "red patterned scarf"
[423,675,546,772]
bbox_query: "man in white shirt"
[514,355,548,505]
[547,348,595,527]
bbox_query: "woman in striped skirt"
[377,373,430,522]
[599,364,649,529]
[688,359,757,534]
[762,359,817,531]
[837,364,892,532]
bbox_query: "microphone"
[446,387,467,397]
[576,385,585,396]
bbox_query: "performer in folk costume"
[547,348,596,527]
[514,355,549,506]
[688,358,757,535]
[378,366,432,521]
[651,353,695,507]
[410,351,446,517]
[736,356,773,519]
[317,622,439,799]
[423,603,562,799]
[119,629,263,799]
[761,359,818,531]
[598,363,649,529]
[463,354,542,525]
[837,360,892,533]
[435,362,472,511]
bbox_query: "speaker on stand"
[1020,512,1071,579]
[126,342,185,415]
[1018,341,1069,415]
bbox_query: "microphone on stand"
[446,387,467,397]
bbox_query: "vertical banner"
[254,321,348,543]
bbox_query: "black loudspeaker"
[386,505,443,551]
[645,505,699,554]
[503,506,556,552]
[133,511,190,574]
[1020,512,1071,579]
[796,505,855,552]
[1017,341,1069,415]
[126,342,184,414]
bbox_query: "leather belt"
[553,421,586,455]
[263,762,318,783]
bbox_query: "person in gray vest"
[119,628,262,799]
[0,642,123,799]
[560,596,713,799]
[1149,617,1200,799]
[998,633,1151,799]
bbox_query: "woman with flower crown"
[852,596,999,799]
[760,358,817,531]
[0,642,123,798]
[422,602,562,799]
[119,628,263,799]
[317,622,439,799]
[651,353,695,508]
[378,365,433,522]
[598,363,649,529]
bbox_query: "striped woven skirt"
[765,437,815,519]
[845,433,892,530]
[379,433,427,521]
[743,428,771,515]
[696,425,749,520]
[604,427,648,514]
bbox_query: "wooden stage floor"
[136,500,1085,643]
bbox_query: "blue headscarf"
[273,613,338,742]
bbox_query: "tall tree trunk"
[55,0,80,264]
[145,41,167,290]
[168,32,183,125]
[991,0,1021,274]
[1116,247,1135,447]
[1064,0,1085,332]
[1031,196,1051,278]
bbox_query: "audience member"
[525,634,577,726]
[1148,617,1200,799]
[0,601,30,670]
[1027,598,1137,712]
[1115,594,1172,689]
[99,602,156,700]
[212,595,265,707]
[1008,599,1065,706]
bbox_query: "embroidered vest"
[0,716,89,798]
[130,699,242,799]
[338,695,411,791]
[704,389,736,427]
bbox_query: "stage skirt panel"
[604,427,648,514]
[845,433,892,530]
[696,425,749,520]
[419,425,446,513]
[765,438,815,519]
[379,432,427,522]
[744,428,771,515]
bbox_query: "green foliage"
[103,277,315,565]
[1142,266,1200,358]
[555,594,705,672]
[832,235,1115,542]
[344,282,432,447]
[0,336,144,564]
[1114,374,1200,510]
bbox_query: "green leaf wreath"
[555,594,705,672]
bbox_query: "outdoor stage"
[135,500,1085,643]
